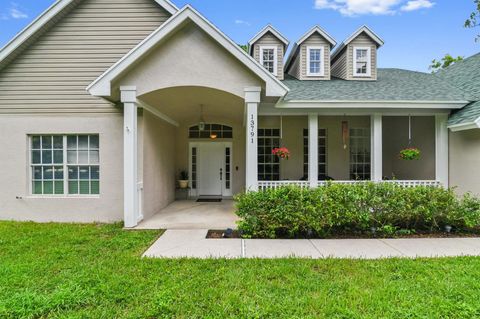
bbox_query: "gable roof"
[87,5,289,98]
[435,53,480,130]
[281,68,468,105]
[248,25,289,55]
[285,25,337,72]
[331,25,384,61]
[0,0,178,71]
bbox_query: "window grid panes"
[67,135,100,195]
[31,136,64,195]
[303,129,328,180]
[261,48,275,73]
[355,49,369,75]
[191,147,197,189]
[349,128,371,180]
[225,148,231,189]
[258,129,280,181]
[189,124,233,139]
[30,135,100,195]
[309,49,322,74]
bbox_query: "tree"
[429,54,464,73]
[238,44,248,53]
[465,0,480,41]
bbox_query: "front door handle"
[220,168,223,181]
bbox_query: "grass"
[1,222,480,318]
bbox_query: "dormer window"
[353,47,371,77]
[260,46,277,76]
[307,46,324,76]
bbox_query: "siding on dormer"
[252,32,285,80]
[331,32,378,81]
[299,33,331,80]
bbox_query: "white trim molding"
[435,114,449,187]
[275,100,469,110]
[353,46,372,77]
[248,24,289,55]
[121,86,140,228]
[285,25,336,72]
[308,114,319,187]
[259,45,278,76]
[87,5,289,98]
[245,87,261,192]
[306,46,325,77]
[371,114,383,182]
[448,117,480,132]
[137,100,179,127]
[331,25,384,61]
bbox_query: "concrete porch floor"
[134,200,239,230]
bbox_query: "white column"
[121,86,139,228]
[245,87,261,192]
[308,113,319,187]
[435,114,449,187]
[370,114,383,182]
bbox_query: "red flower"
[272,147,290,160]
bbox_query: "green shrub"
[234,183,480,238]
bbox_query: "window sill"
[24,195,101,199]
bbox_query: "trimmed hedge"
[235,183,480,239]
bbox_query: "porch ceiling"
[139,86,245,124]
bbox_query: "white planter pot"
[178,180,189,189]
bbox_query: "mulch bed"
[206,229,480,239]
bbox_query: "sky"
[0,0,479,72]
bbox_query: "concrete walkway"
[143,229,480,259]
[135,200,238,230]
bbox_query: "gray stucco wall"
[450,129,480,195]
[141,110,176,219]
[0,113,124,223]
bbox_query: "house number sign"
[249,114,256,144]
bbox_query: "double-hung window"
[353,47,371,77]
[260,46,277,76]
[307,46,324,76]
[30,135,100,196]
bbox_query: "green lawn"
[1,222,480,318]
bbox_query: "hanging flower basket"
[399,147,421,161]
[272,147,290,160]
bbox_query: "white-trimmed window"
[260,46,277,76]
[307,46,324,76]
[30,135,100,196]
[353,47,371,77]
[349,128,370,180]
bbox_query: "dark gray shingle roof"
[281,68,469,102]
[435,53,480,126]
[448,101,480,126]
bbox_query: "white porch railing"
[258,180,442,190]
[258,181,310,190]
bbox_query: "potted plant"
[399,147,421,161]
[272,147,290,160]
[178,170,189,189]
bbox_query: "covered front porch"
[247,111,449,191]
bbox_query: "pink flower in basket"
[272,147,290,160]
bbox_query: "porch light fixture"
[210,133,218,139]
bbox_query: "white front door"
[198,143,224,196]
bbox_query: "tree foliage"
[465,0,480,41]
[429,54,464,73]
